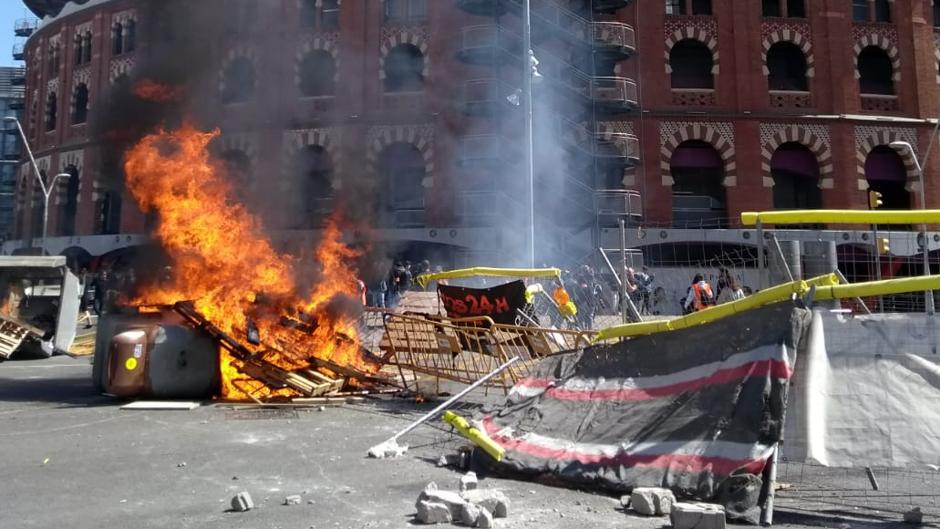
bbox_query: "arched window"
[934,1,940,27]
[865,145,910,210]
[669,39,713,89]
[691,0,711,15]
[72,83,89,124]
[767,41,808,91]
[125,20,136,52]
[45,92,57,132]
[771,142,821,210]
[73,34,82,65]
[112,23,123,55]
[322,0,340,28]
[300,0,317,27]
[58,165,79,236]
[378,142,425,227]
[299,51,336,97]
[384,44,425,93]
[292,145,333,227]
[221,57,256,104]
[670,140,727,228]
[858,46,894,95]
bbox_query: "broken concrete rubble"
[459,471,478,492]
[283,495,302,506]
[475,508,494,528]
[417,500,453,524]
[630,487,676,516]
[670,502,726,529]
[459,502,482,526]
[231,491,254,512]
[904,507,923,524]
[416,483,469,519]
[460,489,509,518]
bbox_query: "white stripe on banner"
[510,343,788,399]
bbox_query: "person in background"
[367,261,388,308]
[715,267,734,304]
[683,273,715,314]
[632,266,655,314]
[387,261,412,308]
[730,278,746,301]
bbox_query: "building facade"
[10,0,940,270]
[0,66,26,241]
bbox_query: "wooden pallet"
[0,316,42,359]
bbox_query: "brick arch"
[218,47,260,96]
[379,30,430,80]
[934,47,940,85]
[69,80,90,124]
[856,131,919,188]
[54,150,84,206]
[761,30,815,78]
[295,37,340,88]
[367,126,434,188]
[760,126,833,187]
[660,124,736,187]
[282,129,342,190]
[664,27,719,75]
[853,34,901,82]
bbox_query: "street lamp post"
[3,116,70,254]
[889,140,935,315]
[522,0,535,268]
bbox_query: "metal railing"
[14,19,38,38]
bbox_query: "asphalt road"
[0,357,935,529]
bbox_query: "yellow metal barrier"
[814,275,940,301]
[443,410,505,462]
[741,210,940,226]
[415,267,562,289]
[593,274,840,342]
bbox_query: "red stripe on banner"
[482,416,769,476]
[517,360,791,402]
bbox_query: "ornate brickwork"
[759,123,833,187]
[854,126,919,190]
[366,124,434,188]
[109,56,135,83]
[295,32,340,91]
[853,29,901,82]
[761,24,815,78]
[671,89,715,106]
[218,46,260,96]
[664,25,719,75]
[659,121,737,187]
[282,128,342,189]
[379,27,430,80]
[54,149,84,206]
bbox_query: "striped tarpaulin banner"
[481,302,812,499]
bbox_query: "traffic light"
[877,237,890,255]
[868,190,884,209]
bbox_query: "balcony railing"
[461,78,518,116]
[12,43,24,61]
[456,134,520,168]
[595,189,642,218]
[14,19,38,38]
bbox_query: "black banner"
[437,280,528,325]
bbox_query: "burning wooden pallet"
[0,315,43,359]
[173,301,345,398]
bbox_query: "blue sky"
[0,2,36,68]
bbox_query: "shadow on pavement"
[0,372,114,407]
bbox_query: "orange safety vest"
[692,282,714,311]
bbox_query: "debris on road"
[414,482,510,526]
[460,489,509,518]
[630,487,675,516]
[459,471,478,492]
[283,495,302,506]
[670,502,726,529]
[416,500,453,524]
[231,491,254,512]
[904,507,923,524]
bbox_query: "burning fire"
[132,79,185,103]
[123,123,375,399]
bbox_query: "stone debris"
[461,489,509,518]
[619,495,631,508]
[177,462,187,468]
[630,487,676,516]
[904,507,923,524]
[231,491,254,512]
[417,500,453,524]
[475,508,494,528]
[367,440,408,459]
[438,454,461,467]
[459,472,478,492]
[283,495,302,506]
[460,502,483,526]
[670,502,726,529]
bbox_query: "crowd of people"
[364,259,446,309]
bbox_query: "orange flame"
[132,79,185,103]
[123,123,375,400]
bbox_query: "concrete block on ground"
[620,494,631,508]
[283,494,302,506]
[460,471,479,492]
[460,502,483,526]
[231,491,254,512]
[904,507,923,524]
[476,508,494,528]
[671,502,726,529]
[630,488,675,516]
[417,486,469,519]
[461,489,509,518]
[416,500,452,524]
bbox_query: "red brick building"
[9,0,940,269]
